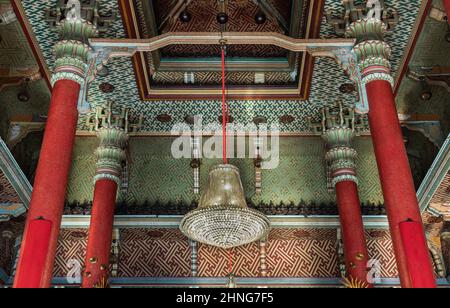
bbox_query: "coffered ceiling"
[120,0,322,100]
[8,0,432,134]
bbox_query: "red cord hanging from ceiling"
[221,46,228,165]
[222,44,233,275]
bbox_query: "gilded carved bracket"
[6,121,45,150]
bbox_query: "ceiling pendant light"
[179,0,192,23]
[216,12,228,24]
[179,10,192,23]
[180,164,270,248]
[255,10,267,25]
[216,0,229,25]
[179,39,270,249]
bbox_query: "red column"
[82,179,118,288]
[366,80,436,288]
[13,80,80,288]
[335,181,372,287]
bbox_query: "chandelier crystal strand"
[179,165,271,248]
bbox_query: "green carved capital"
[345,18,386,44]
[323,126,358,187]
[57,19,98,44]
[346,18,393,87]
[94,128,128,185]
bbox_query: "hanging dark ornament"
[179,10,192,23]
[17,78,30,102]
[17,90,30,102]
[255,10,266,24]
[216,12,228,24]
[420,90,432,101]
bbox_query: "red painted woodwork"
[335,181,372,287]
[13,219,52,288]
[399,221,437,288]
[82,179,118,288]
[366,79,436,288]
[14,79,80,288]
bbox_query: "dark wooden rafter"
[118,0,325,100]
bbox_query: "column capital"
[323,127,358,187]
[346,18,394,88]
[47,0,116,87]
[320,103,358,187]
[93,103,129,185]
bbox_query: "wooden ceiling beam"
[90,32,355,56]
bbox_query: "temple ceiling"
[396,0,450,137]
[123,0,316,95]
[0,0,42,92]
[17,0,424,134]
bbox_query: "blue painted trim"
[160,57,288,63]
[2,276,447,287]
[0,203,26,216]
[60,215,390,229]
[50,276,396,286]
[418,133,450,212]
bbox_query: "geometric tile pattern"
[197,242,261,278]
[153,0,288,58]
[52,228,398,279]
[320,0,424,81]
[366,230,398,278]
[118,229,191,278]
[0,14,37,71]
[53,229,88,278]
[265,229,340,278]
[0,170,20,204]
[21,0,423,133]
[65,136,384,206]
[430,172,450,205]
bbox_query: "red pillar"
[366,80,436,288]
[82,179,118,288]
[335,181,372,287]
[13,80,80,288]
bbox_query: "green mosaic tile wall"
[66,136,384,205]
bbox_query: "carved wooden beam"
[90,32,355,56]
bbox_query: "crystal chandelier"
[180,19,270,249]
[180,164,270,249]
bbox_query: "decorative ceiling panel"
[21,0,423,133]
[154,0,289,58]
[121,0,321,99]
[0,2,38,76]
[396,3,450,135]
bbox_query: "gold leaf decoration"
[342,276,369,289]
[93,277,110,288]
